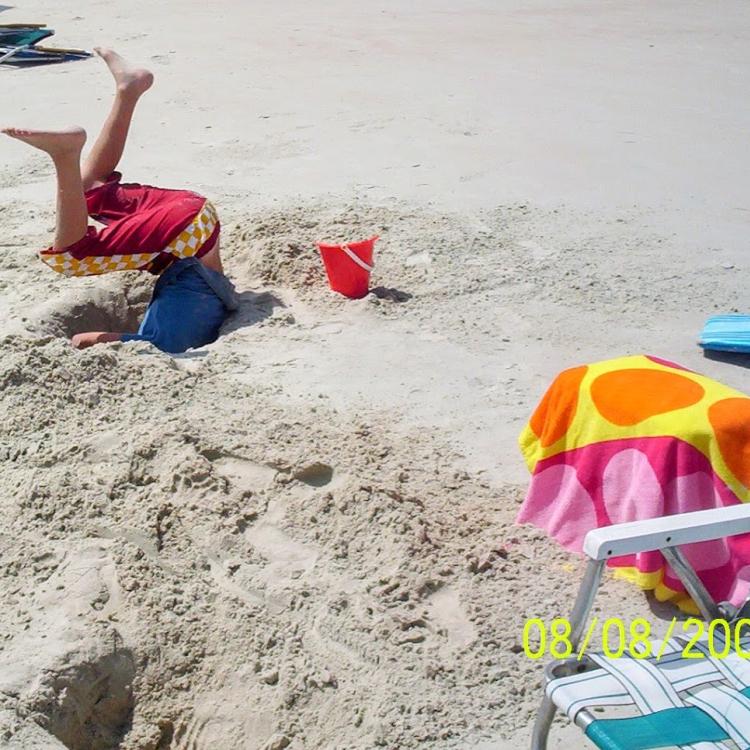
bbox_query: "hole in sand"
[292,462,334,487]
[33,649,136,750]
[36,283,151,340]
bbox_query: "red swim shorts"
[40,171,220,276]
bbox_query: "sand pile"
[1,202,526,749]
[0,330,548,749]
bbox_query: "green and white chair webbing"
[546,636,750,750]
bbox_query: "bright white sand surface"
[0,2,749,748]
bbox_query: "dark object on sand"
[0,24,91,66]
[0,24,54,46]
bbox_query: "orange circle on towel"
[590,369,705,426]
[529,365,588,447]
[708,398,750,489]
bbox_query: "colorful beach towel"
[517,355,750,613]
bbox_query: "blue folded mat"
[699,314,750,353]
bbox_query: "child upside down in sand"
[2,48,237,353]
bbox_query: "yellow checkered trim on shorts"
[39,200,219,277]
[166,200,218,260]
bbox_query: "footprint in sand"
[245,516,318,584]
[174,697,276,750]
[212,455,279,491]
[83,430,126,464]
[427,586,477,650]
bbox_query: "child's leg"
[81,48,153,191]
[0,126,132,348]
[1,127,88,249]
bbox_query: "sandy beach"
[1,1,750,748]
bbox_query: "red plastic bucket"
[317,236,378,299]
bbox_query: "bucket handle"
[341,243,374,273]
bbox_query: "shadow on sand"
[644,590,693,622]
[221,289,285,336]
[703,349,750,371]
[370,286,413,303]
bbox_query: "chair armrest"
[583,504,750,560]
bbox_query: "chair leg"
[0,44,29,64]
[662,546,720,621]
[569,559,606,644]
[531,695,555,750]
[530,559,606,750]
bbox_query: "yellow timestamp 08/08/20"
[522,616,750,661]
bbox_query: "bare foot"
[1,126,86,157]
[71,331,123,349]
[94,47,153,96]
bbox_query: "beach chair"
[0,45,91,66]
[0,25,54,45]
[531,503,750,750]
[0,24,54,64]
[0,23,90,67]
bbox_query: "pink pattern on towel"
[517,436,747,605]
